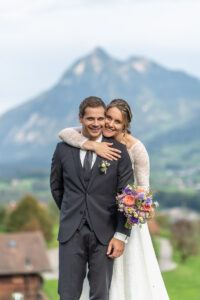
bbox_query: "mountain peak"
[91,47,110,59]
[62,48,111,80]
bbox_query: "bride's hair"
[106,99,133,133]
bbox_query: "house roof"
[0,232,51,275]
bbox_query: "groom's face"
[79,106,105,140]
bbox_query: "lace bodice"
[58,127,150,189]
[127,141,149,189]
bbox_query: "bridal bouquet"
[116,184,159,229]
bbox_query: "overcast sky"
[0,0,200,115]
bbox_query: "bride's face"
[103,107,124,138]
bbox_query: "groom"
[50,96,133,299]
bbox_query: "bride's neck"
[115,131,129,145]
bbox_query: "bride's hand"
[82,141,121,161]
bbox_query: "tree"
[5,194,54,242]
[171,219,199,262]
[21,218,41,232]
[47,198,59,224]
[0,205,7,231]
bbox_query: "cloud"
[0,0,200,114]
[1,0,200,49]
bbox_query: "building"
[0,232,51,300]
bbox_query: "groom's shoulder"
[55,141,69,148]
[54,141,74,152]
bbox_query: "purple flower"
[130,216,139,224]
[146,197,152,205]
[131,190,137,196]
[138,192,145,200]
[124,186,132,195]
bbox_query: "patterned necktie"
[83,150,93,183]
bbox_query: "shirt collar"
[81,131,103,143]
[96,134,103,143]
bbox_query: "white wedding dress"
[58,128,170,300]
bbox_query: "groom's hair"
[79,96,106,117]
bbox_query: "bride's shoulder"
[127,136,148,153]
[126,136,139,150]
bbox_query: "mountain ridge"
[0,47,199,186]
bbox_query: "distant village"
[0,190,200,299]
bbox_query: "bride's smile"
[103,107,124,138]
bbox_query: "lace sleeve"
[129,141,150,190]
[58,127,87,148]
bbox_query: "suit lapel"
[71,147,86,190]
[87,136,110,191]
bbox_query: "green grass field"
[162,255,200,300]
[43,253,200,300]
[43,279,59,300]
[47,224,59,248]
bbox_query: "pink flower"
[123,195,135,207]
[139,211,146,218]
[143,204,151,211]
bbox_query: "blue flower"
[146,197,152,205]
[138,192,145,200]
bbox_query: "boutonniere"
[99,160,111,174]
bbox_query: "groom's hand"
[107,237,125,259]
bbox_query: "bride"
[58,99,169,300]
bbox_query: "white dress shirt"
[80,135,102,168]
[80,133,128,244]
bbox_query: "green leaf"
[124,221,132,230]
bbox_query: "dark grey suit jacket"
[50,137,133,245]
